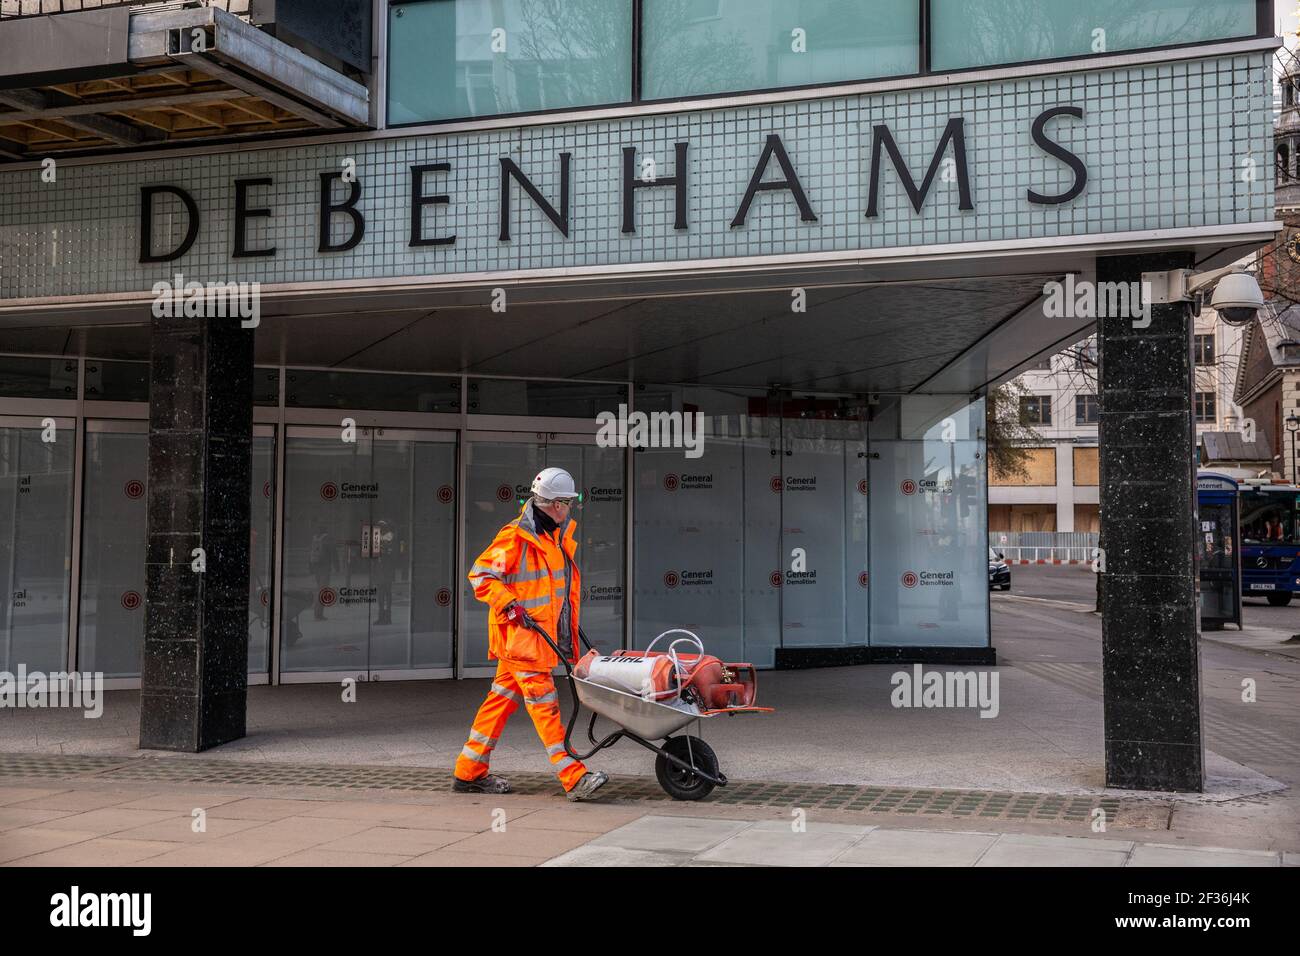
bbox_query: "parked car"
[989,548,1011,591]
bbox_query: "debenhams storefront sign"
[0,48,1273,302]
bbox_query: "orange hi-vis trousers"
[455,661,588,791]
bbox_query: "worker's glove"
[504,601,536,630]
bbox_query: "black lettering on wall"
[866,118,973,217]
[139,185,199,263]
[731,134,818,227]
[1027,106,1087,205]
[409,163,455,247]
[233,177,276,258]
[318,172,365,252]
[499,154,571,241]
[622,142,689,233]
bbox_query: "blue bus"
[1238,480,1300,606]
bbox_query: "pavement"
[1,564,1297,866]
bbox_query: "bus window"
[1240,492,1300,545]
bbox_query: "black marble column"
[139,312,253,751]
[1097,252,1203,792]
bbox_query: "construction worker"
[454,466,609,802]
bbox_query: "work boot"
[452,774,511,795]
[565,770,609,802]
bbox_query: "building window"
[1074,341,1098,368]
[387,0,634,124]
[1278,143,1292,182]
[1195,392,1217,423]
[931,0,1256,72]
[1020,395,1052,426]
[641,0,918,100]
[1075,394,1099,425]
[1194,334,1215,366]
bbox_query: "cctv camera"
[1209,272,1264,326]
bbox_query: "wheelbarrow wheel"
[655,735,718,801]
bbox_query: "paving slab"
[441,827,601,859]
[375,805,528,832]
[316,825,471,856]
[542,845,690,866]
[399,849,548,867]
[833,828,999,867]
[697,820,871,867]
[0,806,79,831]
[976,833,1132,867]
[1127,843,1281,867]
[590,815,751,854]
[9,789,140,812]
[40,807,184,836]
[507,806,646,832]
[0,787,69,806]
[111,814,268,844]
[0,828,95,864]
[261,848,412,867]
[8,838,178,867]
[205,797,357,820]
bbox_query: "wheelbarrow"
[522,619,773,800]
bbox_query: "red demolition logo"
[899,479,917,496]
[121,590,142,610]
[664,572,679,588]
[901,571,919,588]
[318,587,337,607]
[124,480,144,499]
[663,474,680,491]
[495,484,512,502]
[320,482,338,501]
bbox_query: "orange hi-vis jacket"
[467,502,581,669]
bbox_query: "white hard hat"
[531,466,579,501]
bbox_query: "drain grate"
[0,753,1124,823]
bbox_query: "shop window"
[254,367,280,406]
[1075,394,1099,425]
[285,369,460,412]
[1020,395,1052,426]
[1195,391,1217,423]
[931,0,1256,71]
[1194,334,1215,366]
[468,378,627,418]
[642,0,918,100]
[84,360,148,403]
[0,356,77,400]
[387,0,634,124]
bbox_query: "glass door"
[77,420,147,679]
[0,416,76,674]
[461,431,626,676]
[779,416,870,650]
[280,426,457,682]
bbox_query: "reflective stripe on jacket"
[467,501,581,668]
